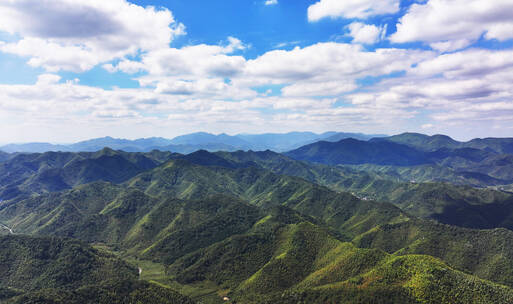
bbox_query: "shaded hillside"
[208,150,513,230]
[0,151,10,162]
[371,133,461,152]
[0,148,174,200]
[377,132,513,154]
[286,138,430,166]
[285,137,513,186]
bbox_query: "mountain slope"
[0,234,195,304]
[0,151,10,162]
[208,150,513,230]
[371,133,461,152]
[286,138,430,166]
[0,234,135,291]
[168,215,513,304]
[377,132,513,154]
[0,149,174,200]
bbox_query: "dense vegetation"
[0,235,194,303]
[2,132,513,303]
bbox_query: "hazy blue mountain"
[286,138,431,166]
[237,131,386,151]
[158,142,241,154]
[0,151,10,162]
[169,132,254,149]
[68,136,175,152]
[236,131,333,151]
[285,137,513,181]
[376,132,513,154]
[371,133,461,152]
[0,142,69,153]
[0,131,385,153]
[322,132,387,142]
[465,137,513,154]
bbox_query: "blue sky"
[0,0,513,143]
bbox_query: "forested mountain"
[2,151,513,303]
[286,136,513,186]
[375,132,513,154]
[0,148,176,200]
[0,235,194,304]
[3,133,513,303]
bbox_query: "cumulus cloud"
[114,37,247,77]
[308,0,399,22]
[242,43,433,97]
[0,0,185,72]
[265,0,278,5]
[347,22,386,44]
[106,40,431,99]
[36,74,62,85]
[345,47,513,137]
[390,0,513,51]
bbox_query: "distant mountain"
[371,132,461,152]
[465,137,513,154]
[0,142,69,153]
[286,138,430,166]
[158,142,242,154]
[169,132,253,149]
[376,132,513,154]
[237,131,386,151]
[0,151,9,162]
[322,132,387,142]
[0,137,172,153]
[0,131,384,153]
[286,137,513,181]
[68,136,173,152]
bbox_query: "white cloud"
[109,41,431,99]
[344,47,513,137]
[308,0,400,22]
[282,81,357,97]
[265,0,278,6]
[36,74,62,86]
[242,43,433,96]
[116,37,247,77]
[347,22,384,44]
[390,0,513,51]
[0,0,185,72]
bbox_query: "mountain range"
[0,131,385,154]
[2,132,513,303]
